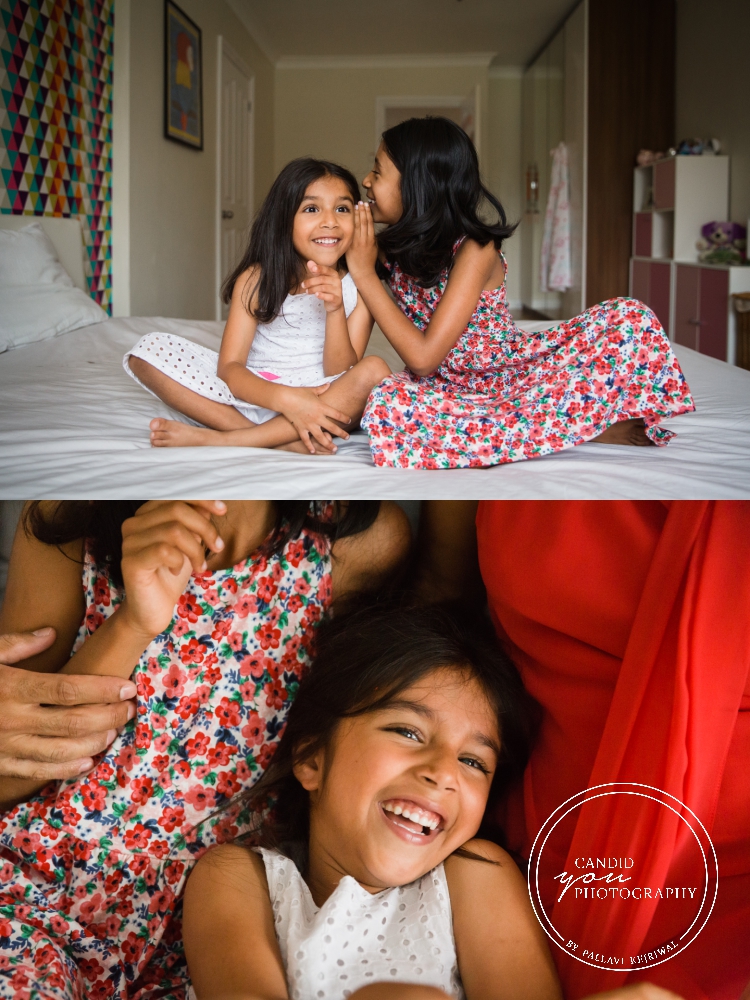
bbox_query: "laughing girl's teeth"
[382,800,441,830]
[313,238,339,245]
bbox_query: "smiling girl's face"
[292,175,355,271]
[294,667,500,896]
[362,143,403,225]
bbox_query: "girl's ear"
[293,746,325,793]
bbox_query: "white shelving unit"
[630,155,750,366]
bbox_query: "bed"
[1,312,749,499]
[1,218,749,499]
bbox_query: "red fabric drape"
[476,501,750,1000]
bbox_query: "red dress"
[476,501,750,999]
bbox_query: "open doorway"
[374,87,480,154]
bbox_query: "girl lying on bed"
[124,159,391,455]
[0,499,409,999]
[182,599,564,1000]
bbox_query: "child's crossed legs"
[128,355,391,453]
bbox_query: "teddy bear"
[696,221,747,266]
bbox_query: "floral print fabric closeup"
[361,244,695,469]
[0,526,332,1000]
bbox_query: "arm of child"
[218,267,354,448]
[330,501,411,600]
[0,500,226,808]
[414,501,483,604]
[445,839,563,1000]
[347,204,502,376]
[183,844,289,1000]
[300,263,375,374]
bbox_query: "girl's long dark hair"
[23,501,381,588]
[240,598,538,858]
[377,116,517,287]
[222,158,361,323]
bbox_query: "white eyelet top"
[259,847,465,1000]
[244,272,359,386]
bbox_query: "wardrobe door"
[699,267,729,360]
[674,265,700,350]
[649,262,671,336]
[631,259,650,304]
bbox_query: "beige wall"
[487,71,522,310]
[273,60,525,307]
[273,62,490,197]
[676,0,750,226]
[124,0,274,319]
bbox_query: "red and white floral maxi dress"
[0,525,332,1000]
[360,244,695,469]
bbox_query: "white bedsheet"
[1,315,748,499]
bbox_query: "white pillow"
[0,222,107,351]
[0,284,108,351]
[0,221,74,288]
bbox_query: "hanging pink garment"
[540,141,572,293]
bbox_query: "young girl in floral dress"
[338,116,695,469]
[0,500,408,1000]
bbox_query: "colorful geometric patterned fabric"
[0,0,113,311]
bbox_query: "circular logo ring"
[527,782,718,971]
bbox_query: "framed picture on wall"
[164,0,203,149]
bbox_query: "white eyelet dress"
[123,273,359,425]
[257,848,465,1000]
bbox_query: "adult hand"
[347,201,379,280]
[120,500,228,640]
[0,629,137,784]
[300,261,344,313]
[278,385,352,454]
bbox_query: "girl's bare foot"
[150,418,227,447]
[593,418,655,446]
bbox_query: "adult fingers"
[0,729,122,768]
[0,747,97,782]
[122,522,209,575]
[0,628,57,665]
[4,699,136,739]
[0,664,136,707]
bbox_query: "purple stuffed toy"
[697,221,747,265]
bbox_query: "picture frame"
[164,0,203,150]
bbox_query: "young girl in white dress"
[124,159,391,455]
[182,601,563,1000]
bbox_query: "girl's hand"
[278,385,352,454]
[347,201,379,280]
[301,262,344,313]
[119,501,227,639]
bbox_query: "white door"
[218,44,253,320]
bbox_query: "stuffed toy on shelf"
[697,221,747,266]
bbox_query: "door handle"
[222,210,234,220]
[687,318,703,326]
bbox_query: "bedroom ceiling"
[227,0,578,66]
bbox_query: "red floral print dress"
[0,522,332,1000]
[360,243,695,469]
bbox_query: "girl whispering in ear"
[342,117,694,470]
